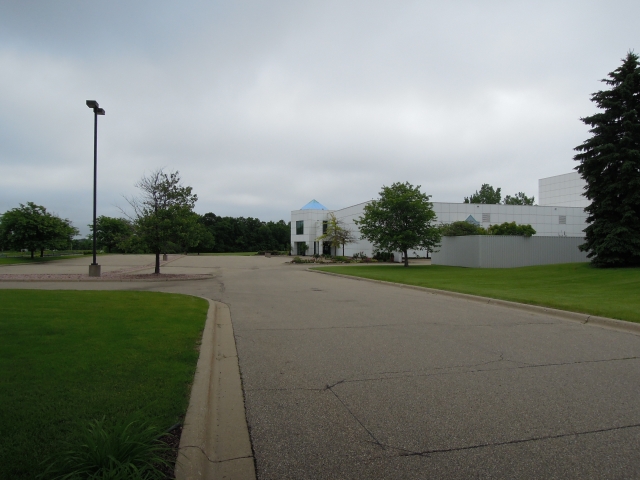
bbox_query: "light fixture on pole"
[86,100,105,277]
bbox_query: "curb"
[175,299,256,480]
[0,275,213,283]
[309,269,640,336]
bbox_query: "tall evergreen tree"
[574,52,640,267]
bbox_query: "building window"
[482,213,491,223]
[322,220,328,234]
[559,215,567,225]
[296,220,304,235]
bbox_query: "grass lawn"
[314,263,640,323]
[0,290,208,479]
[0,255,84,266]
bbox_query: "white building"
[539,172,588,208]
[291,173,590,258]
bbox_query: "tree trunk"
[40,248,44,258]
[30,250,34,259]
[155,252,160,274]
[403,249,409,267]
[342,244,345,256]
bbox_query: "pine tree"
[574,52,640,267]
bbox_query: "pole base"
[88,264,101,277]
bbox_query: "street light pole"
[86,100,105,277]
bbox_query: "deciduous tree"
[125,169,199,273]
[0,202,78,258]
[316,212,356,256]
[90,216,132,253]
[503,192,535,205]
[356,182,440,267]
[464,184,501,204]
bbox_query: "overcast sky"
[0,1,637,235]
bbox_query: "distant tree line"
[1,179,290,261]
[83,212,290,255]
[199,213,290,253]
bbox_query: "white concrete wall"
[539,172,589,208]
[432,235,589,268]
[291,209,332,255]
[431,202,587,237]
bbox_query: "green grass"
[0,255,84,265]
[0,290,209,479]
[314,263,640,323]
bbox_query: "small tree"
[503,192,535,205]
[574,51,640,267]
[356,182,441,267]
[316,213,356,256]
[0,202,78,258]
[125,169,199,273]
[464,184,501,204]
[337,225,357,256]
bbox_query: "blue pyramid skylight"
[300,199,328,210]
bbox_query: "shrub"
[440,221,487,236]
[38,416,170,480]
[373,251,393,261]
[488,222,536,237]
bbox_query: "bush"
[373,251,393,261]
[440,221,487,236]
[488,222,536,237]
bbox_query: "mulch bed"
[158,423,183,479]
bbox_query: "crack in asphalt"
[326,355,640,387]
[399,423,640,457]
[180,445,253,464]
[245,355,640,392]
[249,321,559,331]
[324,380,385,450]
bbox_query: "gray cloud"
[1,1,637,235]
